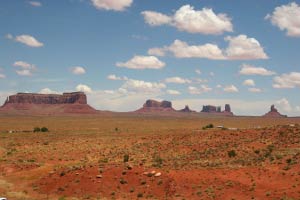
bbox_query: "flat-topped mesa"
[263,105,287,117]
[3,92,87,105]
[136,99,175,112]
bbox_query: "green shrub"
[41,127,49,132]
[33,127,41,132]
[228,150,237,158]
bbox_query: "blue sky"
[0,0,300,115]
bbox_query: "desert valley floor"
[0,114,300,200]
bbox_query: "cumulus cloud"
[224,85,239,93]
[141,11,172,26]
[5,34,13,39]
[91,0,133,11]
[248,88,262,93]
[116,55,165,69]
[29,1,42,7]
[0,74,5,79]
[39,88,59,94]
[273,72,300,88]
[13,61,36,76]
[71,66,86,75]
[148,35,268,60]
[239,64,276,76]
[142,4,233,35]
[165,76,191,84]
[76,84,93,94]
[167,90,181,95]
[12,34,44,47]
[276,98,292,112]
[168,40,225,59]
[224,35,268,60]
[243,79,255,86]
[188,85,212,95]
[265,2,300,37]
[121,79,166,94]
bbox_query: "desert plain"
[0,113,300,200]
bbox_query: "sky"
[0,0,300,116]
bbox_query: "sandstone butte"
[0,92,97,115]
[263,105,287,118]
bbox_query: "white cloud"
[29,1,42,7]
[71,66,86,75]
[121,79,166,94]
[167,90,181,95]
[167,40,225,59]
[116,55,165,69]
[141,11,172,26]
[165,76,191,84]
[107,74,128,81]
[14,34,44,47]
[148,48,166,57]
[91,0,133,11]
[296,106,300,112]
[265,2,300,37]
[248,88,262,93]
[210,72,215,76]
[39,88,59,94]
[142,4,233,35]
[76,84,92,94]
[276,98,292,112]
[195,69,201,75]
[273,72,300,89]
[243,79,255,86]
[239,64,276,76]
[0,74,5,79]
[188,85,212,94]
[148,35,268,60]
[225,35,268,60]
[13,61,36,76]
[224,85,239,93]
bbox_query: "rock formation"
[0,92,97,115]
[201,104,234,116]
[3,92,87,105]
[263,105,287,117]
[136,99,176,112]
[179,105,195,113]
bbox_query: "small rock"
[96,175,102,178]
[151,170,156,175]
[154,172,161,177]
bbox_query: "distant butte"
[263,105,287,117]
[179,105,196,113]
[135,99,176,112]
[0,92,97,115]
[201,104,234,116]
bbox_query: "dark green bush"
[41,127,49,132]
[228,150,237,158]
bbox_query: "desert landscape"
[0,92,300,200]
[1,1,300,199]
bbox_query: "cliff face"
[0,92,97,115]
[4,92,87,105]
[179,105,195,113]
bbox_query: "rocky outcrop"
[0,92,97,115]
[201,104,234,116]
[136,99,176,112]
[263,105,287,117]
[179,105,195,113]
[3,92,87,105]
